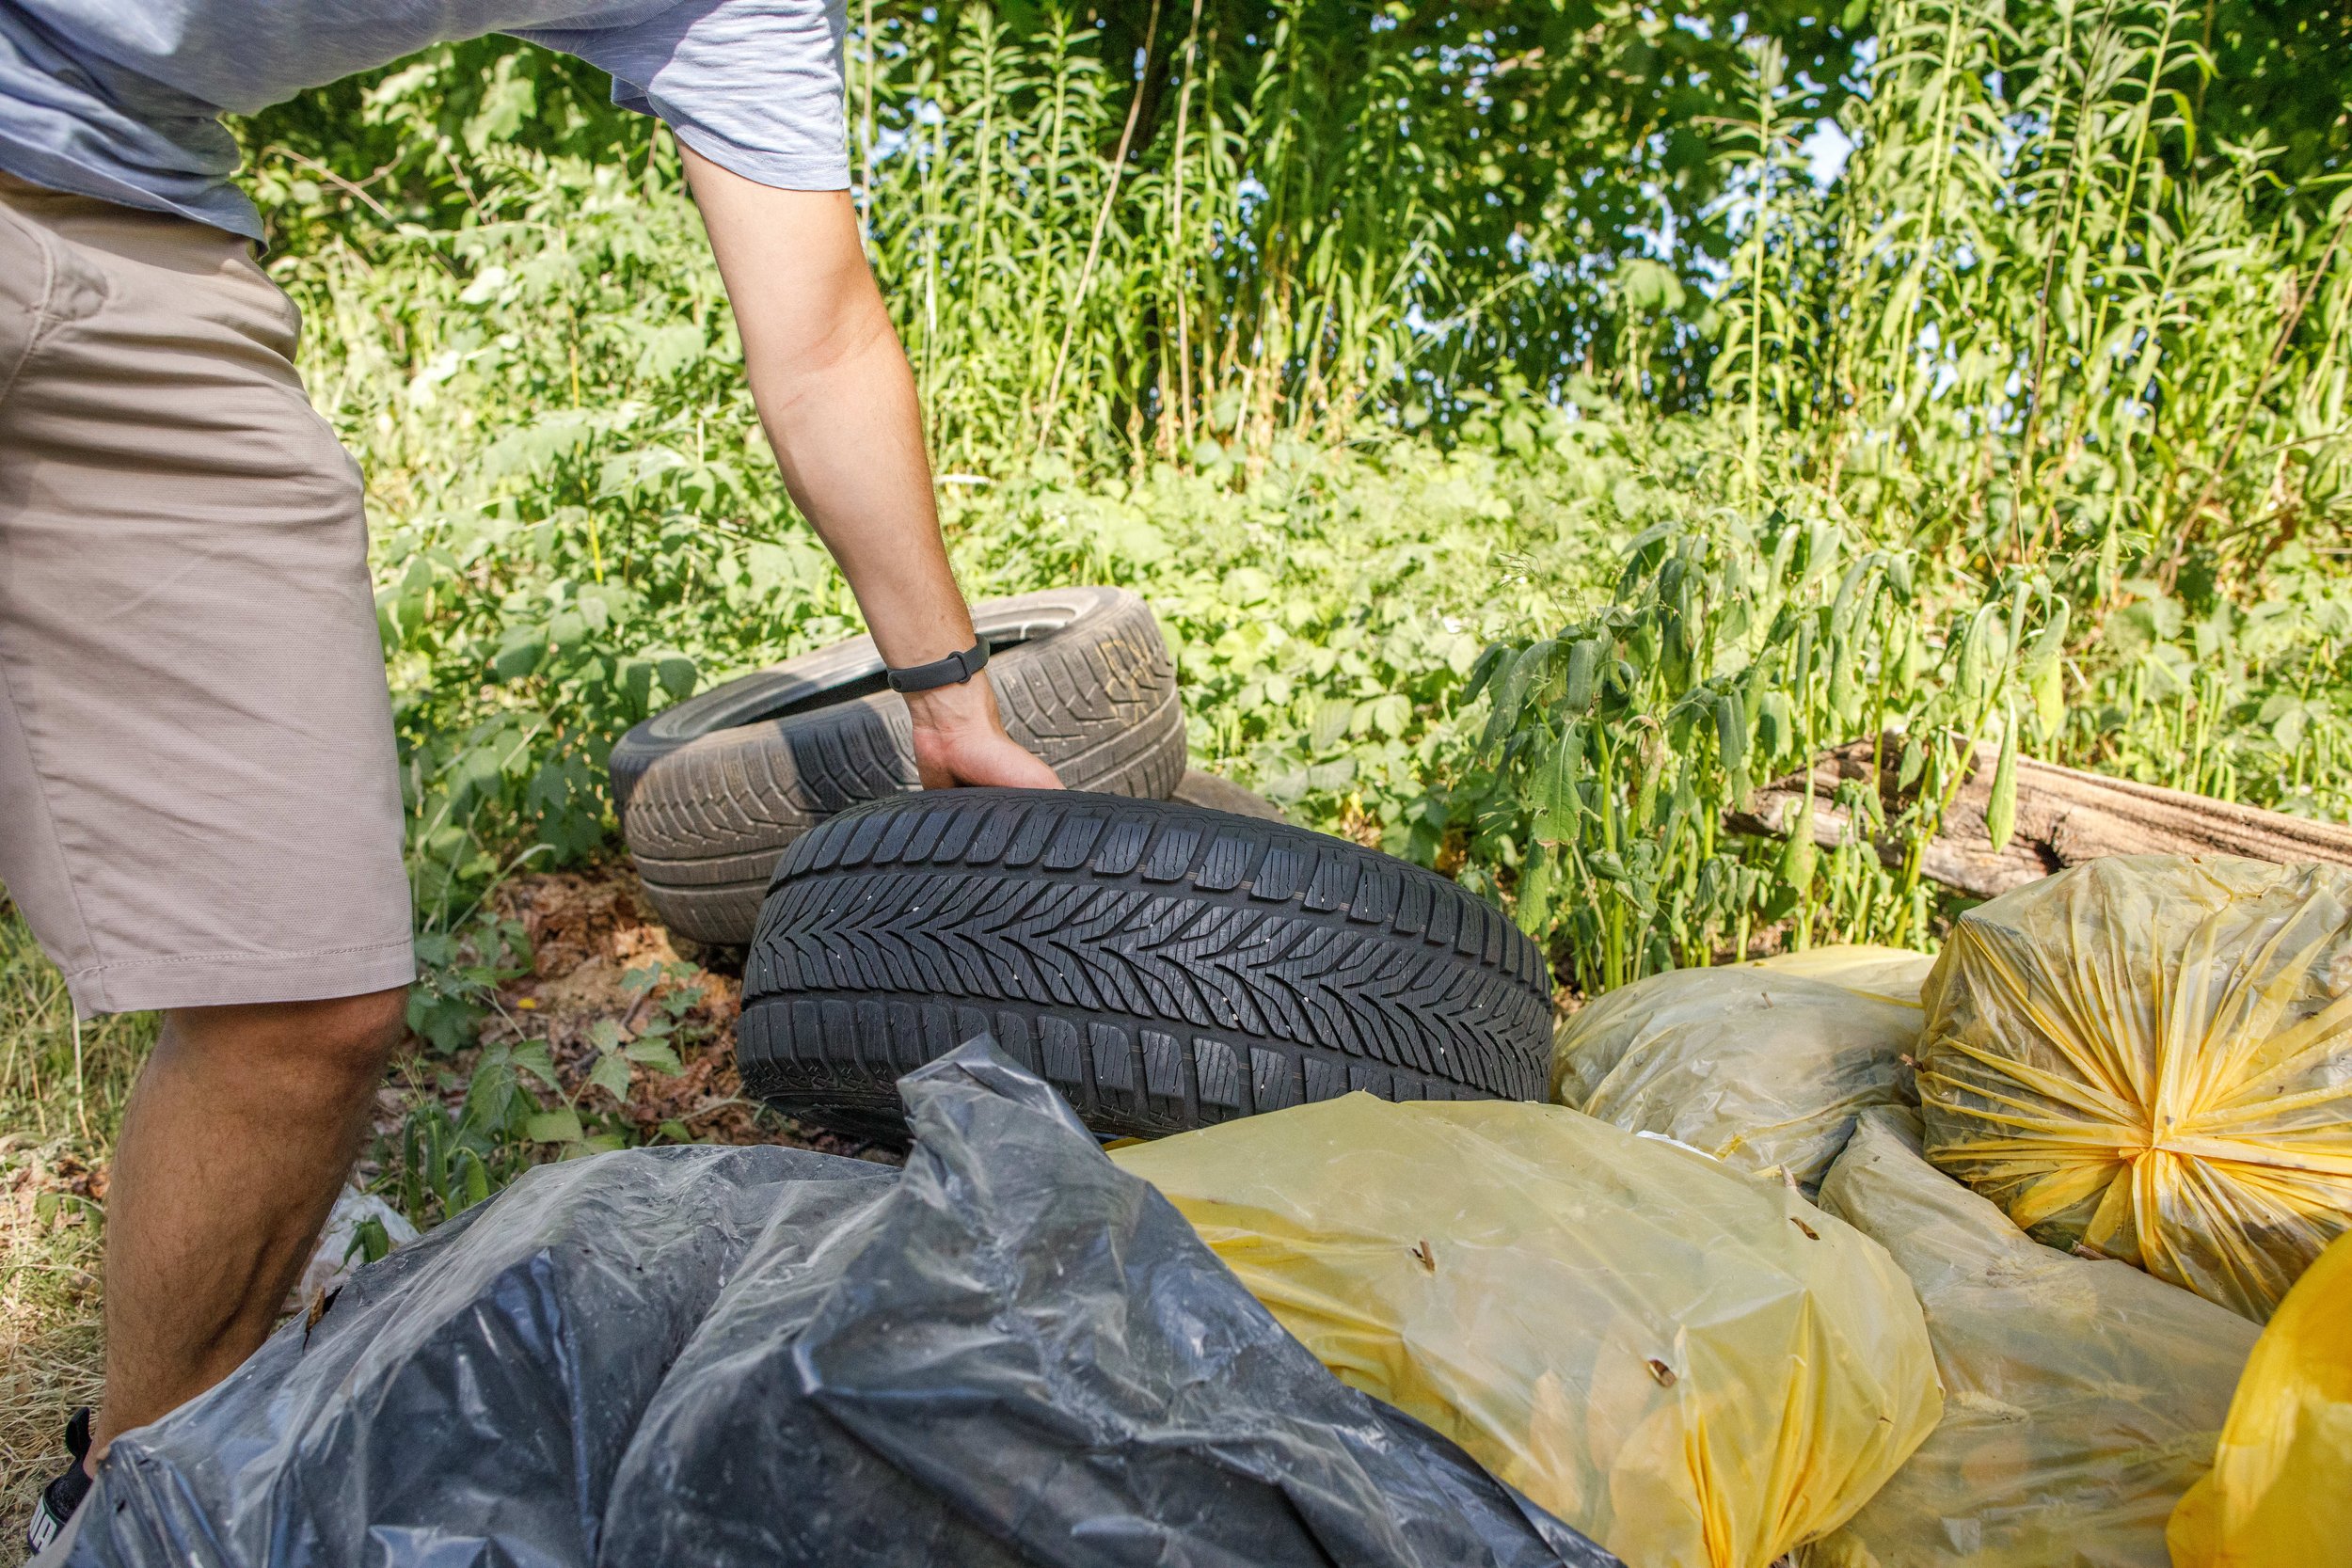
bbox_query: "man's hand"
[679,147,1058,792]
[907,677,1064,790]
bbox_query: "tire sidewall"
[611,586,1153,821]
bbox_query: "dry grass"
[0,907,150,1546]
[0,1268,103,1548]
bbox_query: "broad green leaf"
[489,632,546,683]
[587,1051,635,1103]
[1757,689,1794,760]
[2032,658,2064,738]
[525,1107,582,1146]
[1515,849,1555,936]
[1715,692,1748,774]
[460,1149,491,1210]
[1563,637,1603,712]
[1778,794,1817,892]
[510,1040,562,1091]
[1480,640,1559,752]
[1311,697,1355,751]
[625,1039,684,1073]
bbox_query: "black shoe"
[23,1407,91,1557]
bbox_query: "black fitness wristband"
[885,637,991,693]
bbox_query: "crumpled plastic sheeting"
[290,1185,421,1307]
[1917,854,2352,1322]
[2169,1227,2352,1567]
[1113,1093,1942,1568]
[602,1043,1619,1568]
[1804,1109,2258,1568]
[61,1042,1620,1568]
[67,1143,879,1568]
[1553,958,1926,1191]
[1748,943,1936,1006]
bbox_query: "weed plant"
[218,7,2352,978]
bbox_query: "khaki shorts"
[0,174,413,1016]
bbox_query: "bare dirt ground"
[456,863,883,1160]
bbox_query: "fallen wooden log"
[1726,735,2352,899]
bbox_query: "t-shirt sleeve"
[514,0,850,190]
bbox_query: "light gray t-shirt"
[0,0,849,240]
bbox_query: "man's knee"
[163,986,408,1087]
[307,988,408,1078]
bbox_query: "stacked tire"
[610,587,1554,1140]
[611,588,1186,945]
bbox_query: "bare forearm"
[751,309,970,661]
[682,149,1057,791]
[681,153,968,666]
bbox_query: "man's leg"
[0,176,418,1509]
[92,989,407,1459]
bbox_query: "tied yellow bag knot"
[1112,1094,1943,1568]
[1917,854,2352,1322]
[2169,1228,2352,1567]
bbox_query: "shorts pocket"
[0,198,51,402]
[0,194,111,404]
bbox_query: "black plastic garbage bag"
[59,1041,1620,1568]
[603,1042,1619,1568]
[62,1145,894,1568]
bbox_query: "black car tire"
[738,789,1553,1141]
[612,588,1184,945]
[1168,767,1289,823]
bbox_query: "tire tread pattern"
[739,791,1552,1139]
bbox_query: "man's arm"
[680,147,1059,791]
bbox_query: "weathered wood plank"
[1725,735,2352,899]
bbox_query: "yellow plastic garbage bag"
[1804,1109,2258,1568]
[1918,854,2352,1322]
[2169,1228,2352,1568]
[1111,1094,1942,1568]
[1553,958,1926,1191]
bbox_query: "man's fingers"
[904,676,1060,790]
[948,736,1063,790]
[910,726,1062,791]
[987,743,1064,790]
